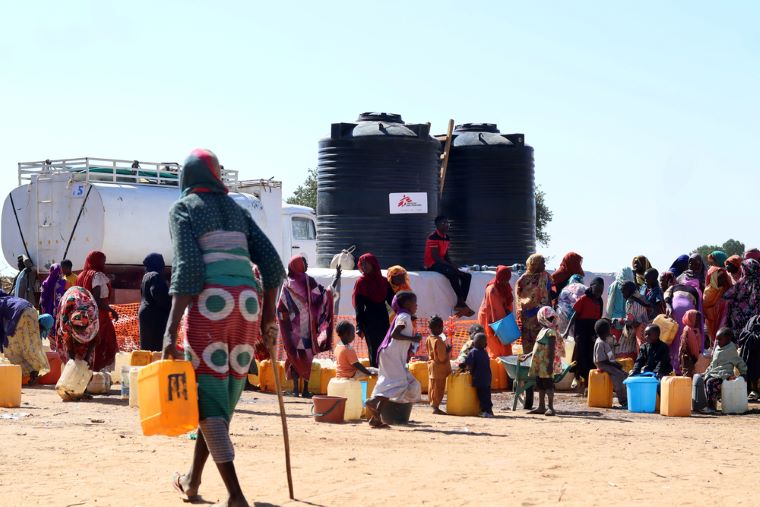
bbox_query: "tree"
[285,169,555,245]
[692,239,745,261]
[535,185,553,246]
[286,168,317,210]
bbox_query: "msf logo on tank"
[397,194,422,209]
[167,373,189,401]
[389,192,428,214]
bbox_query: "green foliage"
[692,239,745,261]
[535,185,553,246]
[286,168,317,211]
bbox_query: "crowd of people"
[332,232,760,420]
[0,248,173,385]
[3,148,760,505]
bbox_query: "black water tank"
[317,113,441,269]
[440,123,535,266]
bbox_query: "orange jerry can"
[616,357,634,374]
[445,372,480,416]
[408,361,429,394]
[490,358,507,391]
[277,361,294,392]
[137,360,199,436]
[0,363,22,408]
[130,350,153,367]
[587,369,613,408]
[258,360,276,393]
[37,351,63,385]
[660,376,692,417]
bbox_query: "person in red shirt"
[562,277,605,388]
[424,216,473,317]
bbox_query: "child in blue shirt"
[460,332,493,417]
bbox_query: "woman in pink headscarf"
[665,278,702,374]
[277,255,338,397]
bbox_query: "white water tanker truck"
[1,157,316,302]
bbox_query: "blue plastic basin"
[623,374,660,413]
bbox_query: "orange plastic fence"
[112,303,480,361]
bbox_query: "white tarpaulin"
[309,268,615,320]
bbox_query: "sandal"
[172,472,199,501]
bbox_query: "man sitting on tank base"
[424,215,474,317]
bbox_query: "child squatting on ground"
[426,315,452,415]
[460,332,493,418]
[593,318,628,407]
[365,291,422,428]
[694,327,748,414]
[334,320,378,379]
[523,306,563,416]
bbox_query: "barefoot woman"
[164,149,285,506]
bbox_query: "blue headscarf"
[669,255,689,277]
[38,314,54,338]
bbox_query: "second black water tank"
[317,113,441,269]
[440,123,535,266]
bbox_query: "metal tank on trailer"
[316,112,441,269]
[439,123,536,266]
[1,158,265,296]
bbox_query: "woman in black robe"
[138,253,171,351]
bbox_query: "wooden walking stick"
[266,332,294,500]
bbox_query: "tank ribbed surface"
[440,124,535,266]
[317,113,441,269]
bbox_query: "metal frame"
[17,157,239,190]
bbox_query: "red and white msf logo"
[389,192,427,214]
[397,194,415,207]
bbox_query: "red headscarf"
[285,255,309,299]
[353,253,390,306]
[488,265,513,307]
[745,249,760,261]
[552,252,584,285]
[76,251,109,294]
[287,255,307,277]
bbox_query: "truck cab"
[281,205,317,266]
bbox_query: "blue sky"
[1,1,758,274]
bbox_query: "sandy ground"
[1,385,758,507]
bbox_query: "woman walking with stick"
[163,149,285,506]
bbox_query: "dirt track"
[1,386,757,506]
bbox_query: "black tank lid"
[454,123,500,133]
[357,112,404,123]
